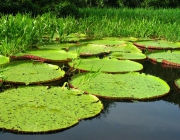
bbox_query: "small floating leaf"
[175,78,180,90]
[0,55,9,65]
[69,72,170,100]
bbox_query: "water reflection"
[142,60,180,106]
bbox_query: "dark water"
[1,60,180,140]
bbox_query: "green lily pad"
[69,72,170,100]
[147,51,180,67]
[0,86,103,133]
[133,40,180,50]
[88,39,126,46]
[37,42,77,50]
[2,60,65,85]
[69,58,143,73]
[175,78,180,90]
[0,55,9,65]
[11,50,77,62]
[66,33,89,42]
[68,42,141,57]
[103,37,138,42]
[68,44,110,56]
[108,52,146,61]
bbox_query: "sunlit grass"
[0,8,180,56]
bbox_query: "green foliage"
[0,0,40,15]
[0,0,180,16]
[55,1,80,18]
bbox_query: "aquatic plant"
[11,49,77,63]
[69,72,170,100]
[0,86,103,133]
[147,51,180,67]
[0,55,9,65]
[133,40,180,50]
[108,52,146,61]
[1,60,65,85]
[68,58,143,73]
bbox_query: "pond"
[1,60,180,140]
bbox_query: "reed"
[0,8,179,56]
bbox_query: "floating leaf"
[2,60,65,85]
[108,52,146,61]
[147,51,180,67]
[11,50,77,62]
[66,33,89,42]
[88,39,126,46]
[37,42,77,50]
[175,78,180,90]
[133,40,180,50]
[0,55,9,65]
[102,37,138,42]
[68,42,141,57]
[68,58,143,73]
[69,72,170,100]
[0,86,103,133]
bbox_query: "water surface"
[1,60,180,140]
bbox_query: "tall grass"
[0,8,180,56]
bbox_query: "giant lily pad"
[68,42,141,57]
[175,78,180,90]
[108,52,146,61]
[147,51,180,67]
[0,55,9,65]
[133,40,180,50]
[2,60,65,85]
[68,58,143,73]
[11,50,77,62]
[37,42,77,50]
[0,86,103,133]
[88,39,126,46]
[69,72,170,100]
[66,33,89,42]
[102,37,138,42]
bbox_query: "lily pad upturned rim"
[69,72,170,100]
[2,60,65,85]
[133,40,180,50]
[108,52,146,61]
[147,51,180,67]
[68,58,143,74]
[175,79,180,90]
[11,50,77,63]
[0,86,103,133]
